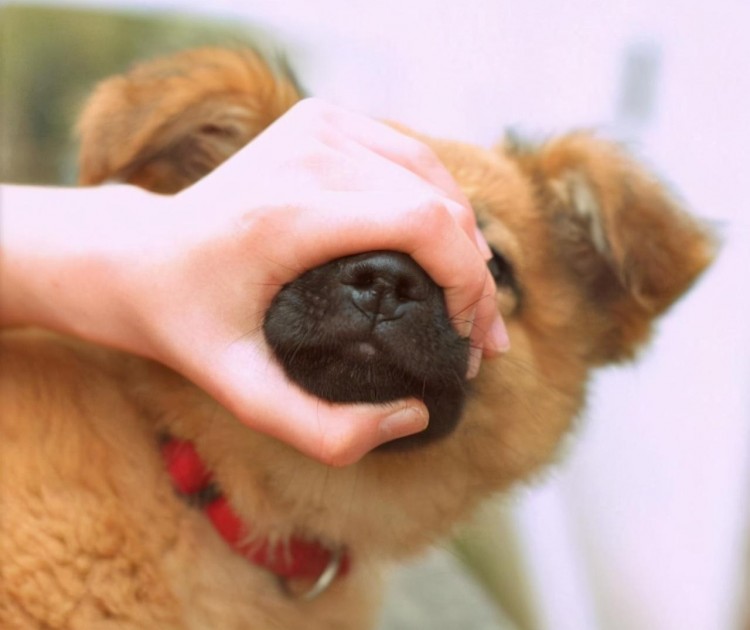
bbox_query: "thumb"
[200,343,430,466]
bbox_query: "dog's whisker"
[448,291,497,321]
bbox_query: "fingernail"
[486,317,511,354]
[466,346,482,379]
[474,227,493,261]
[457,306,477,338]
[378,405,429,442]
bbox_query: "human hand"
[2,99,507,466]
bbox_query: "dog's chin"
[279,348,469,449]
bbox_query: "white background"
[21,2,750,628]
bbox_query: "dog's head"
[78,48,714,539]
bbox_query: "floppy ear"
[506,132,717,362]
[77,47,302,194]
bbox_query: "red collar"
[161,439,350,596]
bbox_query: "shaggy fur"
[0,48,714,629]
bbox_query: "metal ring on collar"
[279,546,344,601]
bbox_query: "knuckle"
[483,269,498,296]
[407,196,455,234]
[448,199,477,231]
[293,96,323,113]
[316,424,361,468]
[473,274,497,313]
[460,270,489,305]
[290,97,334,124]
[405,138,441,169]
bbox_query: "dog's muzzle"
[264,251,470,448]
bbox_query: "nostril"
[339,251,435,317]
[396,276,429,302]
[346,268,376,291]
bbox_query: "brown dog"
[0,48,714,629]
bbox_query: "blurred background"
[2,2,748,629]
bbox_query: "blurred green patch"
[0,4,272,185]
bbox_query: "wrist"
[0,184,167,356]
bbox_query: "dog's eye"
[487,247,515,288]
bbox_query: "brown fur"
[0,48,715,629]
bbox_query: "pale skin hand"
[0,98,508,466]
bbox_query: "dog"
[0,48,715,629]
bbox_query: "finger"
[302,99,472,211]
[400,201,495,327]
[346,124,469,209]
[334,125,495,265]
[473,226,494,262]
[483,313,511,357]
[468,271,509,356]
[328,133,484,249]
[250,395,430,467]
[303,400,429,467]
[255,98,490,262]
[202,343,429,467]
[257,191,499,338]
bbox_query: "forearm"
[0,184,163,353]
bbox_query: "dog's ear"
[505,132,716,362]
[77,48,301,194]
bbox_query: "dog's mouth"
[263,251,471,449]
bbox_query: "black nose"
[339,252,432,321]
[263,249,470,449]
